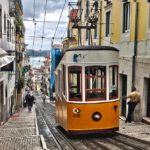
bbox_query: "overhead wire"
[61,26,68,40]
[25,0,70,51]
[32,0,36,66]
[40,0,48,51]
[26,35,62,39]
[53,0,67,40]
[23,19,67,24]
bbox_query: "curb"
[40,135,49,150]
[35,106,39,136]
[34,106,48,150]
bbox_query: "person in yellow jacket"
[125,86,141,123]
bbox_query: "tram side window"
[85,66,106,101]
[109,66,118,99]
[62,65,66,96]
[58,70,61,96]
[68,66,82,101]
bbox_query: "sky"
[22,0,77,51]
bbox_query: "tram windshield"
[85,66,106,101]
[68,66,82,101]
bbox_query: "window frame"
[148,4,150,31]
[62,64,66,97]
[105,10,111,37]
[68,66,82,101]
[122,2,130,33]
[85,66,106,101]
[109,65,118,100]
[0,6,2,38]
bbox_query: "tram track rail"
[35,100,150,150]
[36,102,79,150]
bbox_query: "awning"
[0,55,15,68]
[0,48,7,56]
[0,48,15,69]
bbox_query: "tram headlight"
[92,112,102,121]
[73,108,81,115]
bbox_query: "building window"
[0,7,2,38]
[86,23,89,40]
[10,23,11,42]
[106,11,111,36]
[86,0,89,18]
[148,4,150,30]
[4,13,6,34]
[94,1,98,39]
[94,24,97,39]
[94,1,98,12]
[123,2,130,33]
[7,20,10,42]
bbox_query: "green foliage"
[22,65,30,75]
[15,15,23,28]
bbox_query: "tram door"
[121,75,127,117]
[147,79,150,117]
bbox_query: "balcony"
[9,0,23,17]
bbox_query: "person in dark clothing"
[25,92,34,112]
[42,93,46,104]
[124,87,141,123]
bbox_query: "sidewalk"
[117,117,150,143]
[0,106,48,150]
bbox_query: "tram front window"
[85,66,106,101]
[68,66,82,101]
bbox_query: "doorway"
[121,74,127,117]
[147,79,150,117]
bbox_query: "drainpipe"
[132,1,138,88]
[99,0,102,46]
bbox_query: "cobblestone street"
[0,106,47,150]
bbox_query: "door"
[121,75,127,117]
[147,79,150,117]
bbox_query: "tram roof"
[65,46,119,52]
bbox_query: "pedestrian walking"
[124,86,141,123]
[42,93,46,104]
[25,92,35,112]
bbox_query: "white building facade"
[0,0,17,124]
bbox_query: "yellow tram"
[55,46,119,134]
